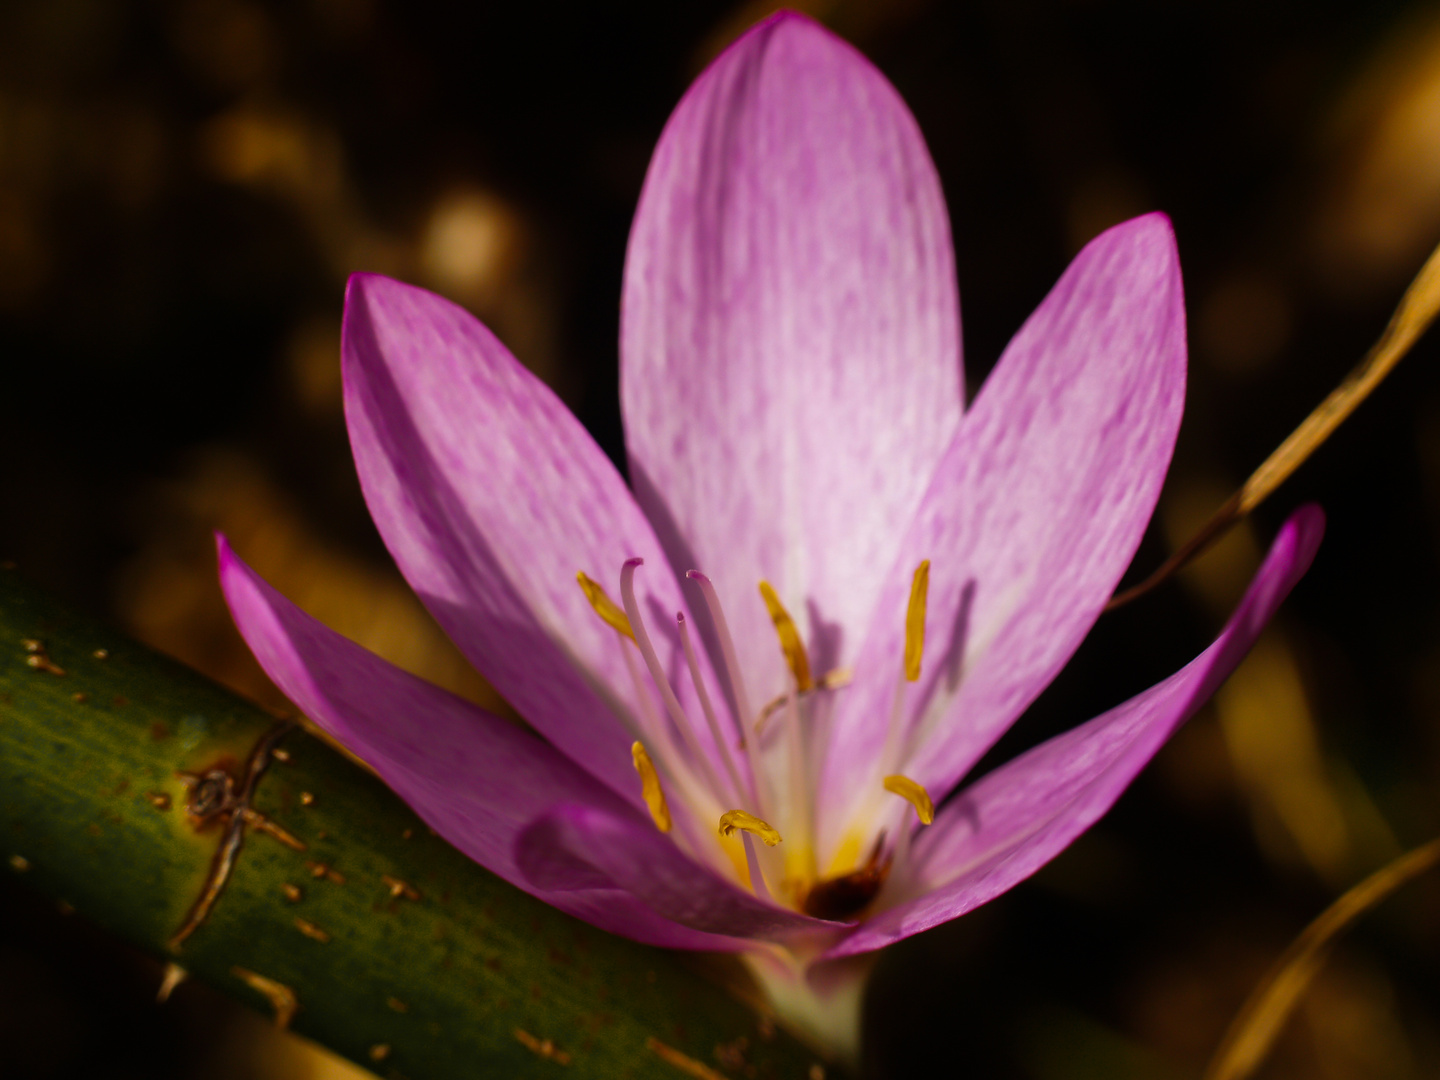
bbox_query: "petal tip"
[343,273,445,334]
[341,273,388,362]
[742,6,831,43]
[214,536,264,618]
[1282,502,1327,566]
[753,7,819,30]
[340,273,455,387]
[1071,211,1184,309]
[213,532,250,588]
[344,270,396,300]
[1091,210,1178,257]
[1291,500,1327,533]
[715,4,865,82]
[342,272,383,322]
[1132,208,1175,231]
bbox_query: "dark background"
[1,0,1439,1077]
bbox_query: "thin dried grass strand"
[1202,836,1440,1080]
[1108,238,1440,612]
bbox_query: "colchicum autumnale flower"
[217,11,1324,1062]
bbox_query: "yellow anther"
[758,580,813,692]
[884,774,934,825]
[718,810,782,847]
[631,742,671,833]
[578,571,634,640]
[904,560,930,682]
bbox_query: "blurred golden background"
[1,0,1439,1077]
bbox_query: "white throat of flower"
[576,557,934,921]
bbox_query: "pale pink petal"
[343,273,734,805]
[218,535,741,951]
[824,505,1324,958]
[818,214,1186,849]
[517,803,851,942]
[621,12,964,710]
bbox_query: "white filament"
[783,687,815,878]
[619,559,734,807]
[686,568,778,818]
[677,611,750,808]
[685,570,757,731]
[742,831,772,902]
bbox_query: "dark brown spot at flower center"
[801,852,892,920]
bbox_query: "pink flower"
[217,11,1322,1059]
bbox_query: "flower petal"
[818,213,1187,851]
[218,535,741,951]
[517,803,851,942]
[824,505,1324,958]
[342,273,732,805]
[621,12,964,708]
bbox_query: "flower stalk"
[0,566,820,1079]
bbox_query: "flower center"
[576,557,935,919]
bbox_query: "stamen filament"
[783,688,815,883]
[619,559,732,804]
[578,568,693,797]
[718,809,782,846]
[632,742,671,833]
[612,607,704,828]
[740,831,772,901]
[677,611,750,807]
[892,818,914,878]
[879,560,934,778]
[904,560,930,682]
[685,570,756,729]
[579,569,673,762]
[618,627,666,741]
[758,581,814,692]
[878,673,909,782]
[883,774,935,825]
[577,571,635,640]
[687,569,774,819]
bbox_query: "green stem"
[0,567,821,1079]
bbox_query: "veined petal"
[218,535,739,951]
[342,273,735,804]
[819,213,1186,851]
[621,12,964,709]
[823,505,1324,958]
[517,803,851,942]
